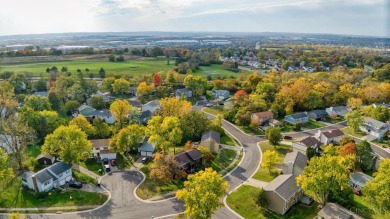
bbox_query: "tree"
[355,140,374,171]
[176,168,229,219]
[159,97,192,119]
[180,111,212,142]
[89,96,106,110]
[146,116,183,152]
[152,73,163,87]
[345,111,363,132]
[42,125,91,164]
[262,150,278,173]
[339,136,355,147]
[347,97,363,110]
[198,146,214,163]
[8,212,26,219]
[92,118,111,139]
[136,82,154,97]
[110,99,132,129]
[363,159,390,209]
[99,67,106,78]
[183,75,208,96]
[149,152,184,183]
[112,78,130,95]
[265,127,282,146]
[371,105,389,122]
[297,155,350,206]
[69,115,96,136]
[338,142,356,157]
[64,100,80,115]
[0,149,14,190]
[101,77,115,92]
[24,95,51,111]
[39,110,67,134]
[108,54,115,62]
[110,124,145,155]
[234,89,249,101]
[293,122,301,131]
[48,91,62,112]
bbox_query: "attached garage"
[139,141,155,157]
[100,150,117,160]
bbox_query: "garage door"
[141,151,152,157]
[100,153,117,160]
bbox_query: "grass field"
[196,64,247,78]
[226,185,319,219]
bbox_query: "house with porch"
[292,136,322,154]
[284,112,309,125]
[174,149,203,173]
[360,117,389,140]
[282,151,308,177]
[90,139,117,160]
[21,162,72,192]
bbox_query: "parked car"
[103,158,109,165]
[110,159,117,166]
[283,135,292,139]
[141,157,150,164]
[206,103,213,107]
[68,181,83,189]
[104,164,110,172]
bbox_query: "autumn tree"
[176,168,229,219]
[110,124,145,155]
[345,111,363,132]
[39,110,67,134]
[347,97,363,110]
[24,95,51,111]
[265,127,282,146]
[183,75,208,96]
[42,125,91,164]
[112,78,130,95]
[159,97,192,118]
[180,111,212,142]
[69,115,96,136]
[146,116,183,152]
[339,142,356,157]
[152,73,163,87]
[198,146,214,164]
[110,99,132,129]
[136,81,154,97]
[149,152,185,183]
[371,105,389,122]
[262,150,278,173]
[363,159,390,209]
[339,136,355,147]
[0,149,14,190]
[355,140,374,171]
[297,155,350,206]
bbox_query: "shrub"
[293,122,301,131]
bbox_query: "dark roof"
[175,152,193,165]
[297,136,321,147]
[287,112,308,119]
[322,129,345,138]
[129,100,142,107]
[34,169,53,184]
[47,162,71,176]
[264,174,301,201]
[141,110,152,119]
[186,149,202,161]
[332,106,349,112]
[201,131,221,143]
[309,109,328,116]
[318,203,363,219]
[350,172,373,187]
[36,154,54,160]
[283,151,308,170]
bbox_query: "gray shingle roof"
[129,100,142,108]
[309,110,328,116]
[90,109,112,117]
[350,172,373,188]
[283,151,308,170]
[36,154,54,160]
[296,136,321,147]
[201,131,220,144]
[288,112,308,119]
[175,152,193,165]
[34,169,53,184]
[141,110,152,119]
[186,149,202,161]
[47,162,71,176]
[318,202,363,219]
[264,174,301,201]
[363,117,388,130]
[140,141,155,152]
[322,129,345,138]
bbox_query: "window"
[22,178,27,183]
[44,181,50,186]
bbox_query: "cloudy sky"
[0,0,388,36]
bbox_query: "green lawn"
[325,117,345,124]
[0,179,107,208]
[351,195,390,219]
[371,139,390,148]
[72,170,97,184]
[79,158,104,176]
[304,120,326,129]
[239,125,264,135]
[341,127,367,138]
[202,106,224,116]
[26,145,42,158]
[195,65,249,78]
[116,153,137,170]
[220,134,236,146]
[210,149,237,172]
[252,142,292,182]
[226,185,319,219]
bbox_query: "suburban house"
[251,111,274,126]
[211,90,230,99]
[89,109,115,124]
[308,110,328,121]
[140,110,152,125]
[36,154,55,166]
[292,136,322,153]
[282,151,308,177]
[90,139,117,160]
[139,140,155,157]
[90,91,111,102]
[317,202,363,219]
[129,87,138,96]
[142,100,160,114]
[129,100,142,109]
[264,174,303,215]
[174,88,192,99]
[315,129,345,145]
[284,112,309,125]
[372,102,390,110]
[349,172,373,192]
[21,162,72,192]
[325,106,350,117]
[78,104,95,117]
[360,117,389,139]
[174,149,203,173]
[200,130,220,153]
[0,134,13,154]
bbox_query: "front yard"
[202,106,224,116]
[226,185,319,219]
[341,127,367,138]
[79,159,104,176]
[209,149,237,172]
[371,139,390,148]
[280,120,325,133]
[252,142,292,182]
[220,134,237,146]
[0,179,108,209]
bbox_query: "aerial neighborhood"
[0,34,389,219]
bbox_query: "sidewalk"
[0,205,99,212]
[243,178,268,188]
[220,144,243,150]
[72,164,102,181]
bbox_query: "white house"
[21,162,72,192]
[292,136,322,153]
[282,151,307,177]
[315,129,345,145]
[325,106,350,117]
[89,110,116,124]
[90,139,117,160]
[360,117,389,139]
[211,90,230,100]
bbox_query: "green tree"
[92,118,111,139]
[89,96,106,110]
[363,159,390,209]
[262,150,278,173]
[180,111,212,142]
[110,124,145,155]
[0,149,14,190]
[110,99,132,129]
[39,110,67,134]
[183,75,208,96]
[146,116,182,152]
[371,106,389,122]
[355,140,374,171]
[24,95,51,111]
[101,77,115,93]
[69,115,96,137]
[112,78,130,95]
[108,54,115,62]
[345,111,363,132]
[297,155,350,206]
[47,91,63,112]
[176,168,229,219]
[265,127,282,146]
[99,67,105,78]
[42,125,91,164]
[64,100,80,115]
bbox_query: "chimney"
[32,175,38,193]
[287,161,294,174]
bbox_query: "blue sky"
[0,0,388,37]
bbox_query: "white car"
[206,103,213,107]
[104,164,110,172]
